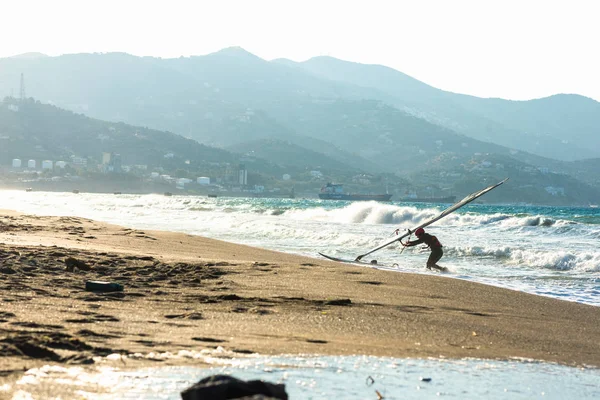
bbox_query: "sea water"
[12,352,600,399]
[2,190,599,398]
[1,190,599,306]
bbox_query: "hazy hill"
[9,52,49,60]
[0,97,236,168]
[225,138,359,171]
[230,133,384,173]
[0,98,383,183]
[289,56,600,161]
[563,158,600,189]
[1,49,599,174]
[1,98,598,205]
[0,50,457,173]
[0,51,374,153]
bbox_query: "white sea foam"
[449,245,600,272]
[508,249,600,272]
[283,202,580,233]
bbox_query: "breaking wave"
[450,246,600,272]
[283,201,579,230]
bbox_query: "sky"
[1,0,599,102]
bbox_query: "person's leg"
[427,248,445,271]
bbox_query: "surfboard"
[318,252,399,270]
[318,252,450,273]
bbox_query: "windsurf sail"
[354,178,508,261]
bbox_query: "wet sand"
[1,210,599,388]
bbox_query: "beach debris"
[0,332,103,364]
[323,298,352,306]
[85,280,124,292]
[0,266,17,274]
[0,311,16,322]
[164,312,203,320]
[65,257,91,271]
[181,374,288,400]
[253,262,270,267]
[376,389,385,399]
[420,377,432,382]
[0,337,62,361]
[191,337,227,344]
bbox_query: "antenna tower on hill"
[20,73,26,101]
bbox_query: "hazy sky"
[2,0,598,101]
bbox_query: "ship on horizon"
[318,183,392,202]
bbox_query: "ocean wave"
[447,246,600,272]
[522,216,556,226]
[66,195,590,233]
[188,207,213,212]
[508,249,598,272]
[283,202,582,232]
[270,209,286,216]
[451,246,513,259]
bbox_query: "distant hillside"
[410,152,600,205]
[226,138,362,172]
[9,52,49,59]
[563,158,600,189]
[1,49,599,189]
[0,98,380,182]
[1,98,598,205]
[0,97,235,169]
[264,97,526,175]
[290,56,600,161]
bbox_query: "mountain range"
[2,48,599,162]
[0,48,599,203]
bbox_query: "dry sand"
[1,209,599,391]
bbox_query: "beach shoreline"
[1,209,599,393]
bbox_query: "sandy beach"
[1,209,599,393]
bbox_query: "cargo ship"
[318,183,392,201]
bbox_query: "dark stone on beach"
[180,374,288,400]
[324,298,352,306]
[164,312,203,320]
[218,294,242,301]
[1,339,62,361]
[0,311,16,320]
[65,257,91,271]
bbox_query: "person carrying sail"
[401,228,447,272]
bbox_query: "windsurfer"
[401,227,447,272]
